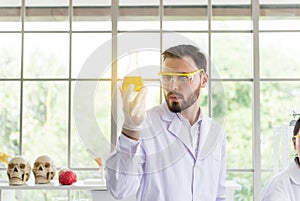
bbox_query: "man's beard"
[164,84,201,113]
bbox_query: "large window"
[1,0,300,200]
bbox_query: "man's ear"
[293,137,297,150]
[200,73,208,88]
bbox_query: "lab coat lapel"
[160,103,196,159]
[167,115,196,159]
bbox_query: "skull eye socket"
[34,162,39,167]
[8,164,14,169]
[20,163,26,169]
[45,162,51,168]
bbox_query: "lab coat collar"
[160,102,202,124]
[160,103,198,158]
[289,159,300,185]
[167,110,190,152]
[160,103,223,160]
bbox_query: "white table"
[0,179,106,201]
[0,180,241,201]
[91,180,241,201]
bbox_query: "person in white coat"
[261,117,300,201]
[105,44,226,201]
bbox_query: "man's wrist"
[121,128,140,141]
[123,121,143,131]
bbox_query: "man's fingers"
[131,88,147,117]
[134,87,147,104]
[123,84,134,103]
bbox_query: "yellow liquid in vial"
[122,76,143,92]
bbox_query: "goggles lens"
[158,69,204,84]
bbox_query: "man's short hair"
[162,44,207,72]
[294,117,300,136]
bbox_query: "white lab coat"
[261,159,300,201]
[106,103,226,201]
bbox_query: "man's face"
[162,56,207,113]
[293,128,300,157]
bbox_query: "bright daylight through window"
[0,0,300,200]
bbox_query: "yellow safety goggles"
[158,69,205,84]
[158,69,204,77]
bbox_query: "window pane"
[211,81,226,123]
[198,82,208,117]
[72,33,111,79]
[24,33,69,78]
[117,51,160,79]
[0,0,21,7]
[73,0,111,6]
[143,80,161,110]
[117,33,160,78]
[72,81,111,167]
[0,82,20,156]
[73,0,111,31]
[216,82,253,169]
[180,33,208,54]
[260,33,300,79]
[0,33,21,78]
[25,0,69,31]
[119,0,159,31]
[23,81,68,167]
[227,172,253,201]
[260,82,300,169]
[162,32,207,54]
[260,1,300,30]
[71,81,111,168]
[163,1,208,31]
[212,0,252,30]
[0,0,21,31]
[0,172,7,179]
[211,33,253,79]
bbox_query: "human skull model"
[7,156,31,185]
[33,155,56,184]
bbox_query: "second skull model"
[32,155,56,184]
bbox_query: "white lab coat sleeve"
[217,129,227,201]
[105,134,145,200]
